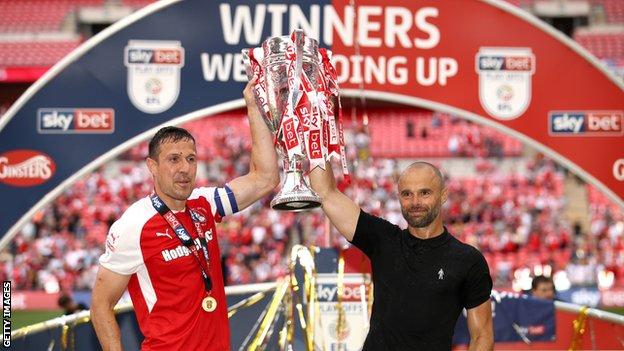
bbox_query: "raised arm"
[308,163,360,241]
[466,299,494,351]
[91,266,131,351]
[227,79,280,211]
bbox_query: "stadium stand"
[120,0,154,9]
[366,109,523,158]
[594,0,624,24]
[574,31,624,60]
[587,184,624,285]
[0,0,103,32]
[0,39,82,67]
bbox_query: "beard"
[401,203,441,228]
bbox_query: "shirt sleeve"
[461,250,493,309]
[99,216,143,275]
[350,209,397,260]
[190,184,239,218]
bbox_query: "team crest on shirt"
[189,209,206,223]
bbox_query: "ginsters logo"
[476,47,535,120]
[124,40,185,114]
[0,150,56,187]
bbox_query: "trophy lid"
[262,35,319,62]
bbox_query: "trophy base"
[271,196,321,211]
[270,168,322,212]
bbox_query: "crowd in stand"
[1,114,622,294]
[444,117,512,158]
[585,185,624,288]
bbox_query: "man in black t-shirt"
[309,161,493,350]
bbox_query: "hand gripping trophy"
[243,30,349,211]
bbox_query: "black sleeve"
[461,250,493,309]
[350,209,396,260]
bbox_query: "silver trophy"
[243,31,323,211]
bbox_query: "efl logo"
[475,47,535,120]
[37,108,114,134]
[124,40,185,114]
[549,111,623,136]
[0,150,56,187]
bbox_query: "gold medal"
[202,296,217,312]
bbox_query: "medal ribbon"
[150,193,212,292]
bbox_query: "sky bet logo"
[477,55,533,72]
[37,108,114,134]
[549,111,623,136]
[126,48,183,65]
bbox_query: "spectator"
[530,275,556,300]
[58,294,88,315]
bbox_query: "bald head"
[397,162,447,229]
[399,162,445,190]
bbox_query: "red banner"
[0,67,49,83]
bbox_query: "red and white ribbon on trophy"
[285,31,349,182]
[275,31,304,165]
[246,50,270,122]
[295,67,325,172]
[247,30,349,182]
[319,48,350,183]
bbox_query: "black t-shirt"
[351,210,492,351]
